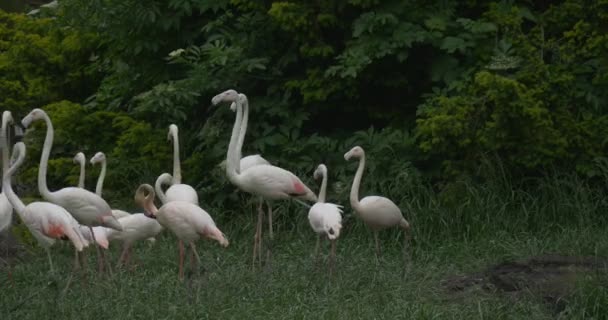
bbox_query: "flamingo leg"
[329,239,336,277]
[374,231,380,263]
[313,234,322,267]
[46,248,54,274]
[178,240,185,280]
[125,245,132,267]
[190,242,203,277]
[265,202,273,270]
[73,248,80,270]
[89,227,104,274]
[252,199,261,269]
[117,244,129,268]
[256,199,264,269]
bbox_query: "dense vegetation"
[2,1,608,318]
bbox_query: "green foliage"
[0,10,99,116]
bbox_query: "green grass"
[2,213,608,320]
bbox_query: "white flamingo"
[104,213,163,268]
[212,89,316,268]
[156,124,199,205]
[22,108,122,273]
[0,111,14,233]
[73,152,86,189]
[308,164,342,276]
[344,146,411,265]
[71,151,110,249]
[89,152,131,219]
[135,184,228,279]
[2,138,87,273]
[90,151,158,247]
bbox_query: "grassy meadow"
[3,175,608,319]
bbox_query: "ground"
[1,219,608,319]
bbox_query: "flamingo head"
[135,184,157,218]
[89,151,105,165]
[344,146,365,161]
[168,124,178,142]
[2,111,13,130]
[313,164,327,180]
[21,108,46,128]
[73,152,85,165]
[211,89,239,106]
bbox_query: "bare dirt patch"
[441,254,608,311]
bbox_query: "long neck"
[1,116,10,177]
[171,130,182,184]
[78,160,85,188]
[38,113,54,200]
[235,97,249,168]
[154,174,169,204]
[349,154,366,212]
[226,98,244,185]
[3,148,26,215]
[95,159,106,196]
[318,171,327,203]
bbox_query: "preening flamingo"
[104,213,162,268]
[344,146,411,267]
[135,184,228,279]
[212,89,316,268]
[2,138,87,273]
[308,164,342,276]
[0,111,14,233]
[22,108,122,273]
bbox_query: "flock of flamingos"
[0,89,411,279]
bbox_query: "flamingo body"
[105,213,162,245]
[308,202,343,239]
[357,196,406,231]
[156,201,227,246]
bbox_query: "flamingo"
[156,124,199,205]
[73,152,86,189]
[2,125,87,273]
[91,151,158,246]
[71,151,110,250]
[0,112,13,233]
[104,213,163,268]
[212,89,317,268]
[22,108,122,273]
[344,146,411,268]
[134,184,228,279]
[89,152,131,219]
[308,164,343,276]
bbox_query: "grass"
[3,174,608,319]
[2,213,608,319]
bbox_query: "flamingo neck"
[38,112,54,201]
[349,153,366,212]
[3,145,26,215]
[95,159,106,196]
[78,160,85,189]
[171,129,182,184]
[226,96,244,186]
[318,171,327,203]
[235,96,250,169]
[143,196,159,217]
[154,174,170,204]
[1,113,11,177]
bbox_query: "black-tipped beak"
[13,123,24,142]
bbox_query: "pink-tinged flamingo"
[3,140,87,273]
[212,89,316,269]
[135,184,228,279]
[0,112,14,233]
[308,164,343,276]
[156,124,199,258]
[344,146,411,268]
[22,108,122,273]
